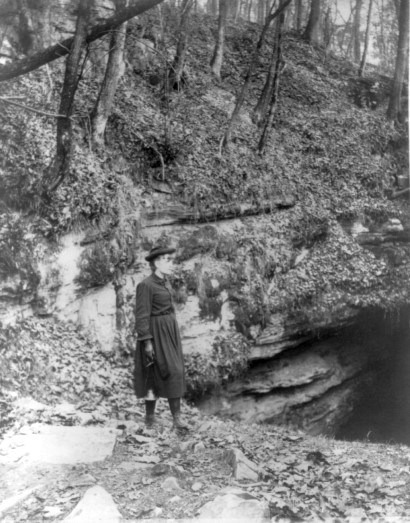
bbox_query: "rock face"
[1,205,409,437]
[198,333,378,435]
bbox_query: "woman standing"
[134,245,189,432]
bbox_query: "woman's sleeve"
[135,281,153,341]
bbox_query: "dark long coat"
[133,273,186,399]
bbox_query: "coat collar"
[151,273,167,285]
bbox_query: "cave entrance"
[335,307,410,446]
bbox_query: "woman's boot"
[168,398,190,433]
[145,399,157,428]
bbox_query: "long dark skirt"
[134,313,186,399]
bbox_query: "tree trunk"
[258,11,285,153]
[353,0,363,62]
[377,0,386,69]
[339,3,353,56]
[169,0,193,90]
[16,0,35,54]
[358,0,374,76]
[234,0,242,21]
[0,0,165,83]
[387,0,409,120]
[13,0,52,54]
[303,0,321,43]
[207,0,218,15]
[221,0,292,149]
[91,0,128,146]
[257,0,265,23]
[45,0,91,193]
[294,0,303,31]
[253,11,283,125]
[210,0,228,78]
[246,0,253,21]
[392,0,401,19]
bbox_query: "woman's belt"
[151,310,174,316]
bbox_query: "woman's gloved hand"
[145,340,154,361]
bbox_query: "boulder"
[197,493,269,522]
[64,486,121,522]
[224,448,259,482]
[161,477,183,492]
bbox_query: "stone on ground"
[63,486,121,522]
[197,493,270,522]
[161,476,182,492]
[223,447,259,481]
[0,487,38,517]
[0,425,119,464]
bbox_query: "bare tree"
[15,0,35,54]
[303,0,321,43]
[254,7,284,124]
[343,4,355,58]
[44,0,92,193]
[294,0,303,30]
[91,0,128,146]
[221,0,292,150]
[258,8,286,153]
[387,0,409,120]
[358,0,374,76]
[210,0,228,78]
[169,0,194,90]
[352,0,363,62]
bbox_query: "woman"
[134,245,189,432]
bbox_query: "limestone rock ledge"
[198,335,384,435]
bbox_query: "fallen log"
[391,187,410,199]
[356,229,410,245]
[144,196,296,226]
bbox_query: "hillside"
[1,12,408,301]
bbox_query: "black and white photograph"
[0,0,409,520]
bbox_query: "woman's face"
[154,254,175,275]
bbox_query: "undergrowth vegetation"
[184,333,250,399]
[0,13,406,233]
[0,213,40,288]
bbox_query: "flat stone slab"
[197,493,270,522]
[0,425,119,464]
[64,486,121,522]
[0,487,38,517]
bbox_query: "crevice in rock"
[197,306,410,443]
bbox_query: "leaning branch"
[0,0,165,83]
[0,96,68,118]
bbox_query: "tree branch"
[0,0,165,83]
[0,96,68,118]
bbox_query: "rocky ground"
[1,394,410,522]
[1,318,410,521]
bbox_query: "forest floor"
[1,320,410,521]
[0,358,410,523]
[1,393,410,521]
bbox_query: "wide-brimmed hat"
[145,245,176,262]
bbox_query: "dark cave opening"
[335,307,410,446]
